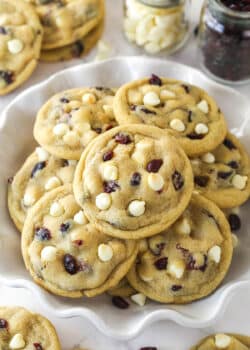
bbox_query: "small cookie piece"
[0,306,61,349]
[127,194,233,304]
[0,0,43,95]
[21,184,138,298]
[191,133,250,208]
[113,75,227,156]
[73,124,193,239]
[8,149,77,232]
[27,0,104,50]
[34,87,117,160]
[108,278,136,297]
[190,333,250,350]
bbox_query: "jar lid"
[138,0,182,8]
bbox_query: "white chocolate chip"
[95,193,112,210]
[8,39,24,54]
[9,333,25,349]
[53,123,69,136]
[201,152,215,164]
[175,217,191,235]
[232,233,239,248]
[74,210,88,225]
[41,246,57,262]
[143,91,160,106]
[103,164,118,181]
[169,118,186,132]
[160,89,176,99]
[82,92,97,104]
[197,100,209,114]
[128,200,146,217]
[148,173,164,191]
[168,259,185,279]
[215,334,232,348]
[50,201,64,217]
[23,191,36,207]
[232,174,248,190]
[195,123,209,135]
[208,245,221,263]
[35,147,49,162]
[131,293,146,306]
[68,160,78,166]
[44,176,61,190]
[98,243,113,262]
[231,207,240,215]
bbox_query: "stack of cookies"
[7,75,250,307]
[0,0,104,95]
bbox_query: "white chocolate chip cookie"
[190,333,250,350]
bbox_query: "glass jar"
[198,0,250,85]
[123,0,190,55]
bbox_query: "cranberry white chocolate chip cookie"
[190,333,250,350]
[0,0,43,95]
[21,184,138,298]
[8,149,77,232]
[26,0,104,50]
[127,194,233,304]
[34,87,117,160]
[73,124,193,240]
[191,133,250,208]
[113,75,227,156]
[0,306,61,350]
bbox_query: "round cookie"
[34,87,117,160]
[21,184,138,298]
[108,278,136,297]
[0,306,61,350]
[8,148,77,232]
[40,19,104,62]
[191,133,250,209]
[73,124,194,239]
[0,0,43,95]
[113,75,227,156]
[190,333,250,350]
[127,194,233,304]
[27,0,104,50]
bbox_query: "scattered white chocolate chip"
[169,118,186,132]
[195,123,209,135]
[8,39,24,54]
[201,152,215,164]
[197,100,209,114]
[148,173,164,191]
[128,200,146,217]
[95,193,112,210]
[103,164,118,181]
[50,201,64,217]
[23,191,36,207]
[232,233,239,248]
[143,91,160,106]
[67,160,77,166]
[131,293,146,306]
[95,40,112,61]
[208,245,221,263]
[215,334,232,348]
[74,210,88,225]
[175,217,191,235]
[232,174,248,190]
[44,176,61,190]
[82,92,96,104]
[231,207,240,215]
[168,259,185,279]
[98,243,113,262]
[160,89,176,99]
[9,333,25,349]
[41,246,57,262]
[35,147,49,162]
[53,123,69,137]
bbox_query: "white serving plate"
[0,57,250,340]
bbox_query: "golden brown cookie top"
[190,333,250,350]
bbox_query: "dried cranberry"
[0,70,14,85]
[60,222,71,234]
[130,172,141,186]
[182,84,190,93]
[0,319,8,329]
[194,175,209,187]
[63,254,78,275]
[146,159,163,173]
[71,40,84,57]
[223,138,236,150]
[33,343,43,350]
[0,27,7,35]
[60,97,69,103]
[72,240,83,246]
[149,74,162,86]
[112,296,129,309]
[31,161,46,178]
[103,150,114,161]
[228,213,241,231]
[154,257,168,270]
[171,285,182,292]
[140,347,157,350]
[140,108,157,115]
[93,127,102,134]
[35,227,51,241]
[217,171,233,179]
[62,159,70,167]
[114,133,131,144]
[187,133,204,140]
[227,160,239,169]
[103,180,120,193]
[172,171,184,190]
[130,104,136,111]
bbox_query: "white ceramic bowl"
[1,57,250,340]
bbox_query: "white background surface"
[0,0,250,349]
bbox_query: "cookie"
[34,87,117,160]
[40,19,104,62]
[73,124,194,239]
[0,0,43,95]
[108,278,136,297]
[190,333,250,350]
[127,193,233,304]
[113,75,227,156]
[8,148,77,232]
[0,306,61,350]
[191,133,250,208]
[27,0,104,50]
[21,184,138,298]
